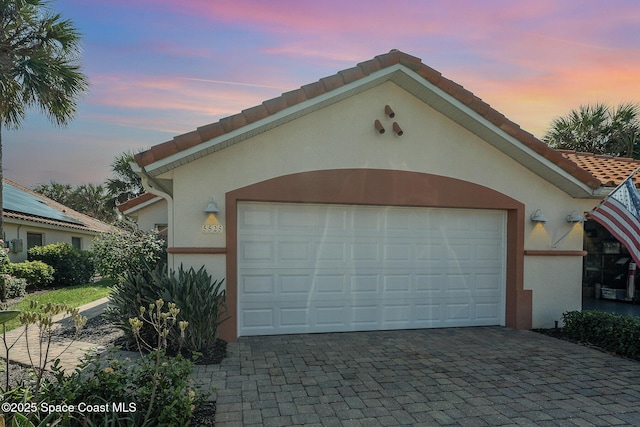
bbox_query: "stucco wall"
[130,199,168,233]
[4,222,98,262]
[158,81,596,329]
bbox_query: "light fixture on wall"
[530,209,548,224]
[204,201,219,215]
[202,199,223,233]
[566,210,584,223]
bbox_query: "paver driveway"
[203,327,640,426]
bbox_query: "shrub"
[28,242,94,286]
[107,262,227,353]
[562,310,640,361]
[8,260,55,288]
[91,229,166,279]
[5,277,27,299]
[106,261,166,348]
[161,266,227,352]
[6,299,203,427]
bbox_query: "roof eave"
[138,62,602,198]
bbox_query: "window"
[26,233,43,251]
[72,237,82,250]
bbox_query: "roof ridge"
[134,50,601,190]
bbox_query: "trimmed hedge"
[28,243,94,286]
[8,260,54,288]
[562,310,640,361]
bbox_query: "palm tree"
[71,183,116,223]
[0,0,89,239]
[33,180,73,205]
[105,151,145,208]
[543,103,640,158]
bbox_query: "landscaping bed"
[51,315,228,365]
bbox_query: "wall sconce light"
[202,200,223,233]
[530,209,548,224]
[374,119,385,134]
[385,105,395,118]
[566,210,584,223]
[204,201,219,215]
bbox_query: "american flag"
[588,169,640,265]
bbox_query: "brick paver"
[198,327,640,426]
[8,300,640,426]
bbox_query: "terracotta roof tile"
[134,50,604,191]
[560,151,640,187]
[174,130,202,151]
[301,81,326,99]
[262,96,289,115]
[241,104,270,124]
[415,64,442,85]
[220,114,248,133]
[338,66,366,84]
[357,58,383,76]
[320,73,346,92]
[197,122,225,142]
[116,192,159,213]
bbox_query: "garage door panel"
[238,203,506,336]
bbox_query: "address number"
[202,224,224,233]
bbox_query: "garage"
[237,202,506,336]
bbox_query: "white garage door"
[237,202,506,336]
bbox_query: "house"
[117,192,168,235]
[132,49,622,342]
[3,178,111,262]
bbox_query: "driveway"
[196,327,640,426]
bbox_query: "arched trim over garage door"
[222,169,529,341]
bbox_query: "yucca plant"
[107,261,228,353]
[161,265,228,353]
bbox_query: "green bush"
[562,310,640,360]
[106,262,227,353]
[5,300,204,427]
[28,242,94,286]
[30,350,201,426]
[91,229,166,279]
[5,277,27,299]
[8,260,54,288]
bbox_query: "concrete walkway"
[2,297,111,372]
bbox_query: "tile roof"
[116,192,161,214]
[134,49,601,191]
[3,179,112,233]
[560,151,640,188]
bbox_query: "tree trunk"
[0,124,5,303]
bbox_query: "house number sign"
[202,224,224,233]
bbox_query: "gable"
[134,50,601,198]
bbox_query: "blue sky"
[5,0,640,187]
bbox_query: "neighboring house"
[131,49,626,342]
[117,193,168,235]
[3,178,111,262]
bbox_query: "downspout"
[132,163,175,271]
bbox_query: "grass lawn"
[2,278,115,332]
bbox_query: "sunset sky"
[5,0,640,187]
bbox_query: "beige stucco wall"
[3,221,99,263]
[128,199,168,233]
[157,81,598,329]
